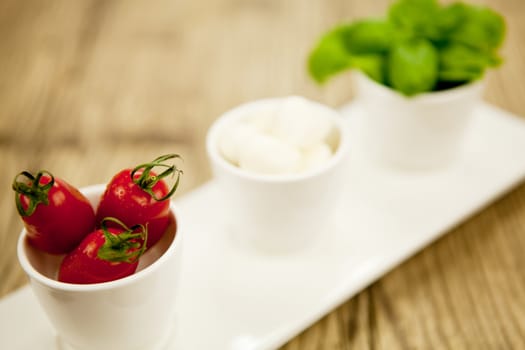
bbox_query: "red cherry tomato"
[58,218,147,284]
[96,154,182,249]
[13,171,96,254]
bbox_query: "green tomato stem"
[12,170,55,217]
[130,153,183,201]
[98,217,148,263]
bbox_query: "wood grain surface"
[1,0,524,349]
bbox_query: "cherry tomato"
[13,171,96,254]
[96,154,182,249]
[58,217,147,284]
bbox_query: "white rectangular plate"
[2,102,525,350]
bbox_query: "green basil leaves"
[308,0,505,96]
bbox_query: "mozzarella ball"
[238,133,302,175]
[274,96,334,150]
[218,122,259,165]
[245,106,278,134]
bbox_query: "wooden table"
[1,0,524,348]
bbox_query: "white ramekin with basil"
[308,0,505,170]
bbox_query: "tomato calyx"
[98,217,148,264]
[12,170,55,217]
[130,153,183,201]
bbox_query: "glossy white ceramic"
[16,185,183,350]
[206,97,350,254]
[355,72,484,170]
[2,102,525,350]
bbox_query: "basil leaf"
[388,0,441,40]
[439,42,501,83]
[308,25,353,83]
[348,54,386,84]
[340,19,395,54]
[439,68,483,83]
[433,3,469,43]
[308,22,390,84]
[449,4,505,51]
[388,39,438,96]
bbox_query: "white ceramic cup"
[355,72,483,170]
[17,184,183,350]
[206,97,350,254]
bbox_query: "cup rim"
[206,96,349,183]
[17,183,182,292]
[354,71,484,103]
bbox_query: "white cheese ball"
[274,96,334,150]
[218,122,259,165]
[245,105,278,134]
[238,133,302,175]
